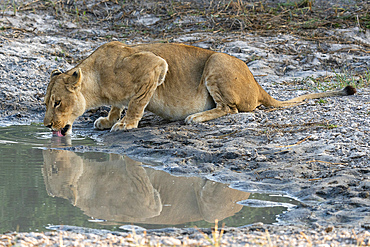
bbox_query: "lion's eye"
[54,100,61,108]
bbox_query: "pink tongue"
[52,130,64,137]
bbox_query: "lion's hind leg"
[94,106,123,130]
[184,75,239,124]
[185,53,249,124]
[185,104,238,124]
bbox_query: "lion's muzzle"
[45,122,71,137]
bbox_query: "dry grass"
[195,219,225,247]
[1,0,369,43]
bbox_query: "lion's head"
[44,68,86,136]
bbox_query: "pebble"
[119,225,146,233]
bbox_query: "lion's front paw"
[110,120,138,132]
[110,122,125,132]
[94,117,115,130]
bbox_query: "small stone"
[349,152,366,158]
[361,223,370,230]
[361,181,370,190]
[255,155,267,162]
[312,222,321,229]
[325,226,334,233]
[119,225,146,233]
[161,237,182,246]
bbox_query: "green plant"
[334,69,370,89]
[321,123,338,129]
[317,99,327,104]
[360,13,370,28]
[75,3,79,22]
[12,0,17,15]
[302,18,320,28]
[296,69,370,92]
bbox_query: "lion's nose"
[44,118,52,128]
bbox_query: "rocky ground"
[1,225,369,246]
[0,0,369,245]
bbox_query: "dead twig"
[1,26,36,33]
[266,229,273,247]
[212,130,239,139]
[17,0,41,11]
[277,135,311,148]
[306,160,348,165]
[300,231,312,247]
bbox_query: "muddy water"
[0,125,299,233]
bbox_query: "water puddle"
[0,125,299,233]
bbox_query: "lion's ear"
[67,68,83,92]
[51,69,63,78]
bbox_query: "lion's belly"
[146,91,215,120]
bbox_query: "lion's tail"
[259,85,357,108]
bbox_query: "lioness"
[43,150,249,224]
[44,41,356,136]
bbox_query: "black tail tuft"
[343,85,357,95]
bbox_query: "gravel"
[1,225,369,246]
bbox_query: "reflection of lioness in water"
[43,41,356,136]
[42,150,250,224]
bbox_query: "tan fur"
[42,150,250,223]
[44,41,356,135]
